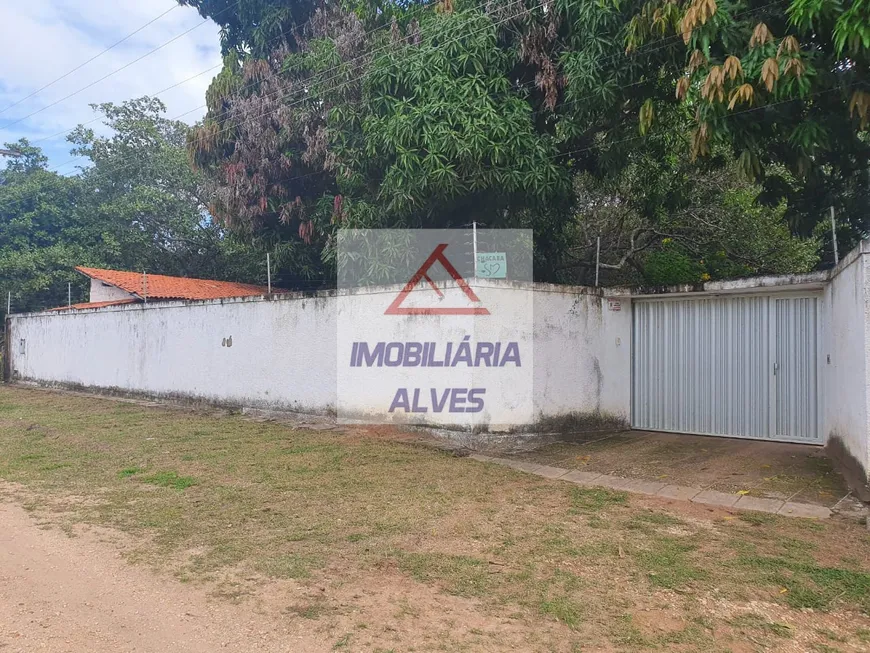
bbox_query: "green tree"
[0,142,88,317]
[560,147,820,286]
[628,0,869,256]
[1,98,266,320]
[69,97,265,282]
[185,0,866,282]
[178,0,321,56]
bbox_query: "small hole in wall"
[19,339,25,355]
[222,336,233,348]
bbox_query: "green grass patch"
[633,537,708,589]
[608,614,650,647]
[738,511,779,526]
[140,470,197,490]
[539,595,584,628]
[569,486,627,513]
[735,554,870,611]
[397,551,492,598]
[38,462,71,472]
[3,386,870,651]
[256,553,319,580]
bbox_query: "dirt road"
[0,500,326,653]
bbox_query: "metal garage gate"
[631,294,821,443]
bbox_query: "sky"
[0,0,222,174]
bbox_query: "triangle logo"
[385,244,490,315]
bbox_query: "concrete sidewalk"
[471,452,867,520]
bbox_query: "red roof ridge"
[48,298,139,311]
[75,266,281,300]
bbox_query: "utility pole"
[266,253,272,296]
[0,149,22,158]
[68,283,71,307]
[142,272,148,303]
[830,206,839,266]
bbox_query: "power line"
[32,63,224,146]
[49,0,515,174]
[45,0,444,170]
[49,0,807,189]
[166,0,779,169]
[0,0,244,132]
[0,2,179,116]
[51,0,784,178]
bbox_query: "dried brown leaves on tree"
[189,6,367,241]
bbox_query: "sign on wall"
[476,252,507,279]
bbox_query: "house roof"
[48,299,140,312]
[75,266,275,301]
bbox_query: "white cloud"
[0,0,223,171]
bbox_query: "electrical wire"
[0,1,180,116]
[49,0,535,174]
[48,0,786,176]
[45,0,450,171]
[0,0,245,132]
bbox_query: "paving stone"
[560,470,603,485]
[777,501,831,519]
[533,465,570,479]
[469,454,494,463]
[496,459,543,473]
[692,489,740,508]
[593,474,635,491]
[657,484,702,501]
[734,495,784,514]
[620,479,668,496]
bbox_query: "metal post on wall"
[68,283,71,307]
[472,222,478,279]
[830,206,839,265]
[142,272,148,303]
[594,236,601,287]
[266,253,272,296]
[4,292,9,382]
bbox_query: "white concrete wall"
[89,279,136,302]
[532,288,631,424]
[821,241,870,482]
[10,295,337,414]
[7,283,633,429]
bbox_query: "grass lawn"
[1,385,870,652]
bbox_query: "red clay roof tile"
[75,266,276,301]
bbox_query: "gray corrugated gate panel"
[632,295,820,443]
